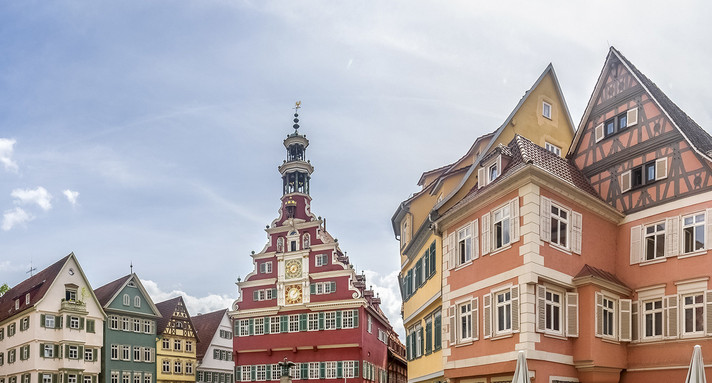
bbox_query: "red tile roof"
[574,264,629,290]
[0,254,71,323]
[192,309,228,361]
[155,296,200,343]
[93,274,132,307]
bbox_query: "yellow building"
[392,64,575,383]
[155,297,199,383]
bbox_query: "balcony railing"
[60,299,88,313]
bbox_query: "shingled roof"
[573,264,630,291]
[93,274,132,307]
[192,309,227,361]
[0,254,71,323]
[155,296,200,343]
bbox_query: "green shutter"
[65,345,70,359]
[248,319,254,336]
[337,362,342,378]
[251,366,256,382]
[54,345,60,359]
[280,316,287,332]
[425,321,432,354]
[419,327,424,356]
[319,362,325,379]
[353,310,359,328]
[235,366,240,382]
[266,365,271,379]
[40,315,46,328]
[79,317,85,330]
[234,320,240,334]
[299,314,307,331]
[264,317,270,334]
[318,313,324,330]
[40,344,44,358]
[57,317,63,329]
[310,284,316,294]
[434,314,442,351]
[300,363,308,378]
[406,333,411,360]
[79,346,84,359]
[253,291,259,301]
[354,362,359,378]
[88,320,95,333]
[93,348,97,361]
[53,374,58,383]
[335,311,342,329]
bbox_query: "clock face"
[285,285,303,305]
[285,259,302,279]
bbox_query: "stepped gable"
[0,253,71,322]
[192,309,227,361]
[93,274,132,306]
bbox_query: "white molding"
[403,291,442,324]
[620,190,712,224]
[407,370,444,383]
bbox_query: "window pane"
[560,222,567,247]
[695,225,705,250]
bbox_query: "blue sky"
[1,1,711,337]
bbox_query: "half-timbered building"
[155,297,199,383]
[229,106,398,383]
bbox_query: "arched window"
[303,233,311,249]
[123,294,130,306]
[134,296,141,308]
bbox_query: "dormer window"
[25,294,30,305]
[478,155,502,188]
[489,163,498,182]
[15,299,19,310]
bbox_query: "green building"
[94,274,162,383]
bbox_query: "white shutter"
[448,306,456,344]
[509,197,519,243]
[472,297,479,340]
[595,292,603,337]
[481,213,490,256]
[656,157,668,180]
[478,167,487,188]
[540,197,551,242]
[572,211,582,254]
[621,170,632,193]
[619,299,632,342]
[566,292,579,337]
[511,285,520,332]
[472,219,479,260]
[707,291,712,336]
[536,285,546,333]
[707,209,712,250]
[447,233,456,270]
[483,294,491,339]
[664,295,678,339]
[630,225,642,265]
[627,107,638,127]
[595,123,604,143]
[666,216,679,257]
[631,301,639,342]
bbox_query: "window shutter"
[655,157,668,180]
[251,366,256,382]
[572,211,582,254]
[353,309,359,328]
[301,363,308,379]
[418,327,424,355]
[472,298,479,340]
[253,291,259,301]
[621,170,631,193]
[265,365,271,380]
[481,213,490,256]
[536,285,546,333]
[336,311,342,329]
[353,361,359,378]
[707,209,712,250]
[54,345,59,358]
[65,345,70,359]
[58,316,62,329]
[707,291,712,336]
[619,299,631,342]
[540,197,551,242]
[627,107,638,127]
[79,346,84,359]
[595,292,603,337]
[446,233,456,270]
[264,317,270,334]
[630,225,642,265]
[40,315,45,328]
[631,301,639,342]
[595,123,604,143]
[280,316,287,333]
[566,292,579,337]
[664,295,678,339]
[511,285,520,332]
[319,362,325,379]
[337,361,343,378]
[483,294,491,339]
[425,319,432,354]
[39,343,44,358]
[478,167,487,188]
[248,319,254,336]
[510,197,519,243]
[318,312,324,330]
[666,216,680,257]
[310,284,316,294]
[79,317,84,330]
[299,314,307,331]
[448,306,456,344]
[405,333,411,360]
[472,219,479,259]
[93,349,97,362]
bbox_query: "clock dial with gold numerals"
[285,259,302,279]
[285,284,303,304]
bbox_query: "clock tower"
[230,103,399,383]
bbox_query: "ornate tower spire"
[279,101,314,199]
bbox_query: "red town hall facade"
[229,108,404,383]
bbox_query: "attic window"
[127,281,136,288]
[545,142,561,157]
[25,294,30,305]
[542,102,552,119]
[489,163,498,183]
[15,299,19,310]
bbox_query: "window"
[457,225,472,265]
[162,338,170,349]
[683,293,705,335]
[309,362,319,379]
[123,294,130,306]
[324,312,336,330]
[20,345,29,360]
[20,317,29,331]
[43,375,52,383]
[8,349,15,363]
[186,341,193,352]
[342,310,355,328]
[133,319,141,332]
[134,296,141,307]
[174,339,182,351]
[68,345,78,359]
[122,345,130,360]
[308,313,319,331]
[683,213,706,253]
[601,296,615,337]
[644,222,666,260]
[44,344,54,358]
[144,320,153,334]
[163,360,171,373]
[459,301,472,341]
[255,365,266,381]
[66,289,77,302]
[288,315,299,332]
[110,316,118,330]
[122,317,130,331]
[111,372,119,383]
[401,218,409,248]
[133,375,140,383]
[643,299,663,339]
[550,203,569,249]
[542,101,552,119]
[174,361,182,374]
[254,318,264,335]
[545,142,561,156]
[545,290,562,335]
[85,348,94,361]
[134,346,141,361]
[143,375,151,383]
[325,361,337,379]
[496,290,512,333]
[186,362,193,374]
[69,316,79,329]
[368,315,372,333]
[413,323,423,358]
[631,161,657,189]
[604,112,629,137]
[8,323,15,336]
[489,163,498,183]
[144,347,152,362]
[111,345,119,360]
[270,316,281,333]
[68,376,77,383]
[316,254,328,266]
[259,262,272,274]
[303,233,310,249]
[493,204,511,250]
[241,366,251,382]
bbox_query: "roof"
[155,296,200,342]
[192,309,227,360]
[434,63,575,213]
[574,264,629,290]
[442,135,600,217]
[569,47,712,160]
[93,274,132,307]
[0,254,71,323]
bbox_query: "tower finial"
[292,101,301,131]
[130,261,133,274]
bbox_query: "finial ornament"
[294,101,301,111]
[292,101,301,131]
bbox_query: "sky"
[1,1,711,338]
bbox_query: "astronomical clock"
[284,284,303,305]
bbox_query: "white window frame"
[123,294,130,306]
[550,202,570,250]
[308,313,319,331]
[642,298,664,340]
[68,345,79,359]
[308,362,319,380]
[134,296,141,307]
[45,314,56,329]
[70,316,80,329]
[682,212,706,254]
[343,361,355,378]
[601,296,616,339]
[288,314,299,332]
[495,289,512,334]
[270,316,280,334]
[239,319,249,336]
[325,361,337,379]
[316,253,328,267]
[44,344,54,358]
[174,360,182,374]
[241,366,251,382]
[324,312,336,330]
[254,317,264,335]
[545,141,561,156]
[414,322,423,358]
[86,348,94,361]
[644,222,666,261]
[457,224,472,265]
[342,310,355,329]
[682,292,705,336]
[162,360,171,373]
[260,261,272,274]
[458,301,472,342]
[544,289,563,336]
[542,101,552,119]
[185,341,193,352]
[492,204,511,251]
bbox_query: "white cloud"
[364,269,405,339]
[63,190,80,206]
[11,187,53,211]
[0,138,18,172]
[2,207,34,231]
[141,279,234,316]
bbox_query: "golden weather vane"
[294,101,301,111]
